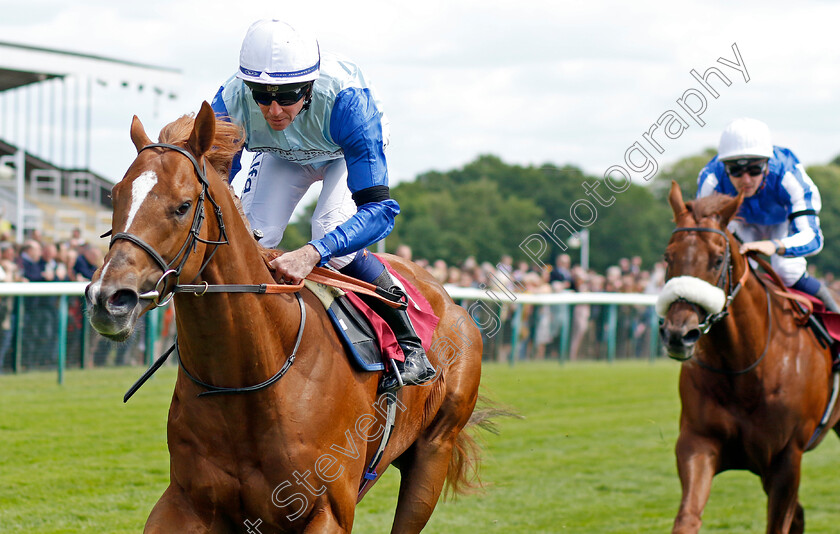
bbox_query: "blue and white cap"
[236,19,320,85]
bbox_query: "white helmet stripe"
[239,59,320,80]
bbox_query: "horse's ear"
[668,181,689,219]
[188,101,216,158]
[719,190,744,226]
[130,115,152,153]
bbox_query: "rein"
[178,292,306,397]
[123,292,305,402]
[693,283,772,375]
[116,143,405,401]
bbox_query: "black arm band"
[352,185,391,207]
[789,209,817,221]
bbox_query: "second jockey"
[697,117,840,313]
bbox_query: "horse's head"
[657,181,745,360]
[86,102,232,341]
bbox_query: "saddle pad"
[373,256,440,351]
[304,280,386,372]
[304,259,441,372]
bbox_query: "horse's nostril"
[682,328,701,345]
[108,289,139,311]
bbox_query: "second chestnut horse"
[659,182,840,534]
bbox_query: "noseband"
[107,143,229,306]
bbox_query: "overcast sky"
[1,0,839,196]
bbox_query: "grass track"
[1,361,839,533]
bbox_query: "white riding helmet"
[237,19,320,85]
[717,118,774,161]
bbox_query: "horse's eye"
[663,253,672,264]
[175,201,192,216]
[714,256,724,269]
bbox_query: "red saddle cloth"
[786,286,840,344]
[343,258,440,363]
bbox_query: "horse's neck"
[702,277,769,365]
[171,197,301,383]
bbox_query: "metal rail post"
[606,303,617,363]
[57,295,68,384]
[509,302,523,366]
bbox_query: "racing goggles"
[246,81,310,107]
[725,159,767,178]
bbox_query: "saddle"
[753,255,840,356]
[303,259,439,373]
[304,279,388,371]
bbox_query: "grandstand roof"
[0,40,181,94]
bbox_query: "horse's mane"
[158,114,245,179]
[686,193,734,222]
[157,113,266,255]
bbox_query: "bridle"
[669,226,770,375]
[670,226,749,334]
[108,142,304,399]
[107,142,229,307]
[108,141,400,400]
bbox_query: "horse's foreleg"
[672,433,720,534]
[144,485,210,534]
[762,448,803,534]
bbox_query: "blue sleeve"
[696,158,724,198]
[328,87,388,191]
[308,199,401,265]
[308,87,397,265]
[779,154,823,257]
[211,85,243,181]
[784,214,822,257]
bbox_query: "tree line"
[280,151,840,274]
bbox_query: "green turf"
[1,361,839,533]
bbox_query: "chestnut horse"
[658,182,840,534]
[85,102,483,533]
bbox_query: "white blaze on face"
[94,170,158,293]
[125,171,158,232]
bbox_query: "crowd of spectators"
[8,232,839,367]
[395,244,669,362]
[0,227,102,284]
[0,228,146,372]
[391,244,840,362]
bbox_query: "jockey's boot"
[814,282,840,372]
[816,282,840,314]
[366,269,437,391]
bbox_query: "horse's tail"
[444,395,519,499]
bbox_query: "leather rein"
[111,143,403,400]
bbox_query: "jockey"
[211,19,436,391]
[697,117,840,313]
